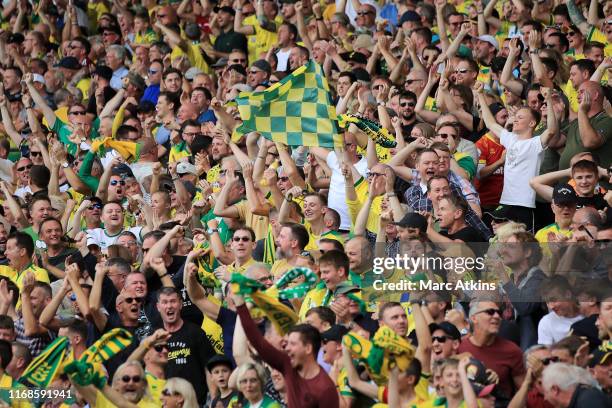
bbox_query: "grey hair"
[541,363,597,392]
[112,360,147,388]
[235,362,267,388]
[245,262,271,281]
[108,44,127,61]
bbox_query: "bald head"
[579,81,604,107]
[572,206,602,228]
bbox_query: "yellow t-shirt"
[535,223,573,261]
[201,295,225,354]
[95,390,159,408]
[563,80,579,113]
[243,14,283,63]
[226,257,256,275]
[235,200,269,241]
[146,372,166,401]
[0,264,50,289]
[171,43,211,74]
[587,27,612,57]
[0,373,32,407]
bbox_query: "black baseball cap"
[94,65,113,81]
[112,163,135,179]
[353,313,379,338]
[429,321,461,340]
[206,354,233,371]
[391,212,427,232]
[7,33,24,44]
[552,183,578,206]
[213,6,235,16]
[228,64,247,77]
[55,57,81,70]
[487,205,519,223]
[321,325,350,343]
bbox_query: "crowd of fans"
[0,0,609,407]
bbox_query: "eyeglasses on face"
[110,180,126,186]
[436,132,457,139]
[400,101,416,107]
[232,236,251,242]
[124,297,144,304]
[88,203,103,210]
[121,375,142,383]
[278,176,289,182]
[366,172,385,179]
[154,344,169,352]
[148,69,159,75]
[69,110,86,115]
[542,356,560,365]
[432,335,448,343]
[357,11,373,16]
[455,68,470,74]
[405,79,422,84]
[17,164,32,172]
[30,151,41,157]
[476,308,501,317]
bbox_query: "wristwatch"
[62,162,69,168]
[207,228,219,235]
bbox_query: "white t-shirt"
[499,129,544,208]
[86,226,143,251]
[537,311,584,345]
[326,151,368,230]
[276,48,291,72]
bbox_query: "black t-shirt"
[164,321,218,404]
[577,194,609,211]
[210,390,239,408]
[213,29,247,54]
[442,226,484,243]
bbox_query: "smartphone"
[437,63,446,74]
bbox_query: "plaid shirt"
[410,169,481,206]
[404,181,492,241]
[14,317,55,357]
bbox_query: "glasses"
[436,133,457,139]
[432,335,448,343]
[257,275,273,283]
[230,58,247,64]
[278,176,289,182]
[542,356,560,365]
[248,69,262,75]
[124,297,144,304]
[544,43,557,48]
[405,79,422,84]
[455,68,470,74]
[450,21,464,26]
[357,11,373,16]
[596,239,612,243]
[476,308,502,317]
[102,32,116,37]
[17,164,32,172]
[121,375,142,384]
[154,344,169,352]
[110,180,126,186]
[148,69,159,75]
[30,151,41,157]
[161,389,180,397]
[567,31,577,37]
[88,203,103,210]
[232,236,251,242]
[69,110,86,115]
[400,101,416,107]
[366,172,385,179]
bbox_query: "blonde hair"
[235,362,267,390]
[495,221,527,242]
[163,377,199,408]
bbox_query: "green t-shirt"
[558,111,612,170]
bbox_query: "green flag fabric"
[19,337,69,388]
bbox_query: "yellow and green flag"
[19,337,69,388]
[234,60,344,148]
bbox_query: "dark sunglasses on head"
[542,356,560,365]
[154,344,169,352]
[232,236,251,242]
[124,297,144,304]
[110,179,126,186]
[478,308,502,316]
[432,335,448,343]
[17,164,32,172]
[121,375,142,383]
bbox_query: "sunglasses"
[148,69,159,75]
[69,110,86,116]
[161,389,180,397]
[124,297,144,304]
[477,308,502,317]
[121,375,142,383]
[400,101,416,107]
[596,239,612,243]
[567,31,578,37]
[455,68,470,74]
[154,344,169,352]
[88,203,103,210]
[110,180,126,186]
[102,32,117,37]
[30,151,41,157]
[432,335,448,343]
[542,356,560,365]
[357,11,372,16]
[405,79,422,84]
[436,133,457,139]
[232,236,251,242]
[157,14,167,18]
[278,176,289,182]
[17,164,32,172]
[366,172,385,179]
[544,43,557,48]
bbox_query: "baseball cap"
[348,52,368,65]
[487,205,519,223]
[98,23,122,36]
[55,57,81,70]
[94,65,113,81]
[476,35,499,50]
[552,183,578,206]
[112,163,135,179]
[206,354,233,371]
[321,325,350,343]
[176,162,197,176]
[391,212,427,232]
[464,358,497,397]
[334,281,360,295]
[213,5,235,16]
[429,321,461,341]
[212,57,229,69]
[489,103,506,117]
[399,11,420,26]
[185,67,203,81]
[353,313,379,338]
[251,59,272,75]
[32,74,45,85]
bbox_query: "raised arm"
[529,168,571,202]
[538,87,558,148]
[476,84,505,137]
[434,0,450,51]
[22,273,50,336]
[566,0,591,36]
[89,263,109,332]
[184,260,222,320]
[500,39,525,97]
[415,66,442,124]
[234,0,256,35]
[39,277,71,330]
[24,73,57,129]
[294,2,314,53]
